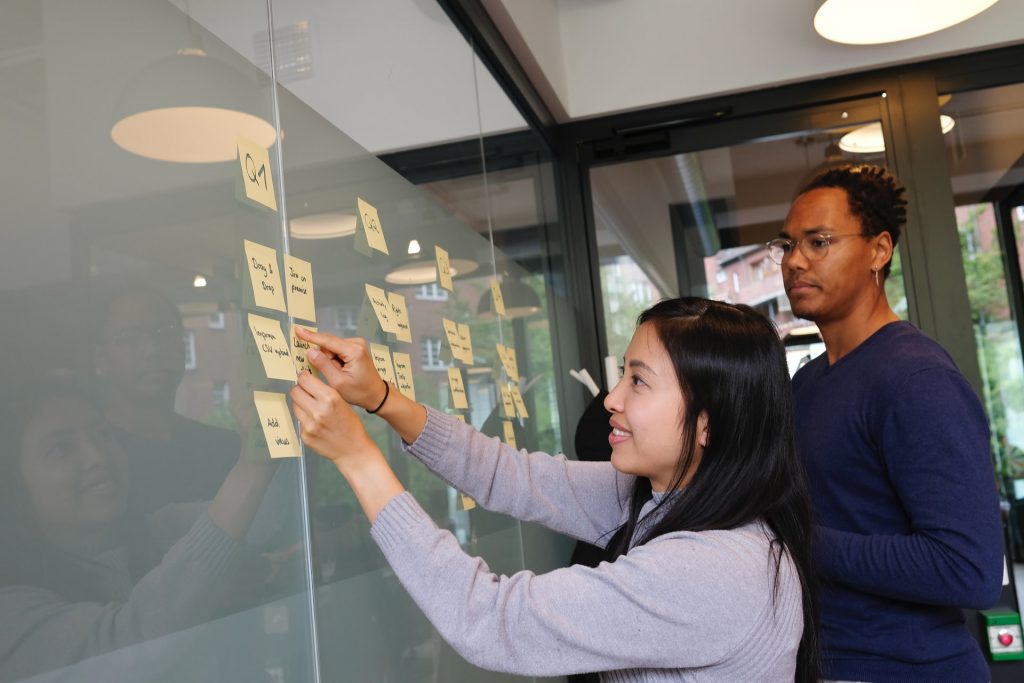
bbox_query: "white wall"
[493,0,1024,121]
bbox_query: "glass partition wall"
[0,1,569,682]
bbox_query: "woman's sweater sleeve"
[371,492,797,677]
[0,512,245,680]
[404,406,630,545]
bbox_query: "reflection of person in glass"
[0,379,275,682]
[290,298,820,681]
[92,288,237,513]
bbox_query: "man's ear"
[872,231,894,273]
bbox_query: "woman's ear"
[696,410,710,448]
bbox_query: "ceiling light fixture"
[385,257,479,286]
[477,278,542,320]
[813,0,1000,45]
[111,47,277,163]
[289,212,358,240]
[839,115,955,154]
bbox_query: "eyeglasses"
[765,232,868,265]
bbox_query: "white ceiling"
[483,0,1024,121]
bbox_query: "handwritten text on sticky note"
[253,391,299,458]
[248,313,297,381]
[245,240,287,312]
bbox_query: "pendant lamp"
[813,0,1000,45]
[111,47,277,163]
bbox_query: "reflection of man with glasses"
[774,165,1003,681]
[93,288,237,515]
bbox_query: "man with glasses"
[774,164,1003,681]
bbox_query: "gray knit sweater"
[371,407,803,681]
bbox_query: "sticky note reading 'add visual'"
[356,197,389,255]
[448,367,468,410]
[253,391,299,458]
[283,255,316,322]
[237,137,278,212]
[244,240,287,312]
[248,313,297,381]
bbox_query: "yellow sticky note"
[499,383,515,418]
[435,245,453,291]
[283,255,316,322]
[490,280,506,317]
[244,240,287,312]
[253,391,299,458]
[369,343,397,384]
[453,414,466,422]
[459,493,476,511]
[237,137,278,211]
[248,313,297,381]
[504,345,520,380]
[356,197,389,255]
[496,344,518,380]
[442,318,463,362]
[448,367,469,410]
[365,284,397,334]
[510,385,529,419]
[388,292,412,343]
[392,351,416,401]
[291,324,318,375]
[502,420,517,449]
[457,323,474,365]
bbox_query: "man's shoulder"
[875,322,959,375]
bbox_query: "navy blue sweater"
[792,321,1003,682]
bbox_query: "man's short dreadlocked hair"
[797,164,907,277]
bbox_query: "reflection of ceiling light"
[111,49,277,163]
[407,239,421,255]
[813,0,1000,45]
[289,213,357,240]
[839,115,955,154]
[385,258,479,286]
[193,274,207,288]
[478,279,542,320]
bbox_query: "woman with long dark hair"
[291,297,819,681]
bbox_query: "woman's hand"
[289,370,382,471]
[294,328,386,412]
[289,371,405,523]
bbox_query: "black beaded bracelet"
[367,379,390,414]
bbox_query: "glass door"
[940,81,1024,618]
[587,99,906,373]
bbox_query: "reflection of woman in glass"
[0,379,274,682]
[292,297,819,681]
[91,288,239,515]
